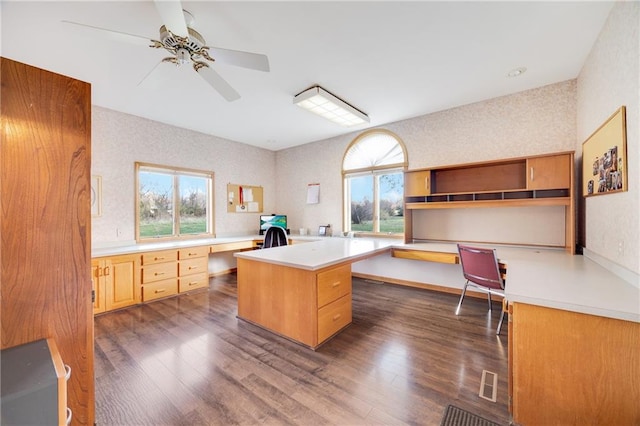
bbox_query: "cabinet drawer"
[179,257,208,276]
[178,246,209,260]
[142,261,177,284]
[142,278,178,302]
[179,272,209,292]
[210,241,254,253]
[317,264,351,308]
[142,250,177,265]
[318,294,352,343]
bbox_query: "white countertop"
[92,236,639,323]
[234,237,398,270]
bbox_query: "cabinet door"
[405,170,431,196]
[105,254,141,311]
[526,154,571,190]
[91,260,106,314]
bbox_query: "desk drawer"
[317,294,352,343]
[210,241,254,253]
[142,278,178,302]
[317,264,351,308]
[142,261,177,284]
[179,272,209,292]
[142,250,177,265]
[179,257,208,276]
[178,246,209,260]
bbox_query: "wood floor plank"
[95,274,510,425]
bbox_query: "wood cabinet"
[141,250,177,302]
[405,170,431,196]
[178,246,209,292]
[1,57,94,424]
[404,152,575,252]
[93,254,141,311]
[237,259,353,349]
[510,303,640,425]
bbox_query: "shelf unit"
[404,152,575,252]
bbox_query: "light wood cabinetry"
[404,152,575,251]
[237,259,353,349]
[1,58,94,424]
[510,303,640,425]
[93,254,141,311]
[141,250,177,302]
[178,246,209,292]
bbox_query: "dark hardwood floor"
[95,274,510,425]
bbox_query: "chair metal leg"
[455,282,468,315]
[496,310,506,335]
[487,293,492,312]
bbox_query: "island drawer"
[179,257,208,277]
[179,272,209,292]
[178,246,209,260]
[142,261,177,284]
[317,294,352,343]
[317,264,351,308]
[142,278,178,302]
[142,250,177,265]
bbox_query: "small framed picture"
[318,225,328,236]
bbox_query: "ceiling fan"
[63,0,269,101]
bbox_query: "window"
[343,130,407,235]
[136,163,214,241]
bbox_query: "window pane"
[379,172,404,233]
[179,175,208,235]
[349,175,374,232]
[139,171,174,237]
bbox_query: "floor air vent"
[479,370,498,402]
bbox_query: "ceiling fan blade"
[196,65,241,102]
[62,20,152,46]
[208,47,270,72]
[153,0,188,38]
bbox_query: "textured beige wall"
[276,80,577,237]
[577,1,639,274]
[91,107,276,246]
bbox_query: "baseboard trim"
[209,268,237,277]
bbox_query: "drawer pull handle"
[332,314,341,321]
[154,272,165,276]
[331,281,340,288]
[189,266,198,270]
[64,364,72,380]
[154,257,165,261]
[103,266,110,276]
[155,289,166,294]
[189,281,198,286]
[189,252,198,256]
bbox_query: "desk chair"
[456,244,506,335]
[262,226,288,249]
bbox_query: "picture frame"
[582,106,627,197]
[91,175,102,217]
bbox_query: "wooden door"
[526,154,571,190]
[1,57,94,424]
[105,254,141,311]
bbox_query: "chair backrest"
[457,244,504,290]
[262,226,288,249]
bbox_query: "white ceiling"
[1,1,613,151]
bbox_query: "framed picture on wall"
[91,175,102,216]
[582,106,627,197]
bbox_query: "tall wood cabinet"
[1,57,94,424]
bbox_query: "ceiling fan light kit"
[293,86,369,127]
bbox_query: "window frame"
[342,129,408,237]
[135,162,215,242]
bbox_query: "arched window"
[342,130,407,235]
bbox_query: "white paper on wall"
[307,183,320,204]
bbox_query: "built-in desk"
[234,238,396,349]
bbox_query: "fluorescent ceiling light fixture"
[293,86,369,126]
